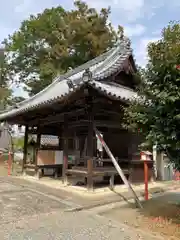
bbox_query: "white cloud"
[11,81,29,98]
[152,29,162,36]
[14,0,59,20]
[124,24,146,37]
[85,0,145,23]
[13,86,29,98]
[113,0,144,21]
[134,37,159,67]
[14,0,32,13]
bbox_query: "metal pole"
[4,126,14,174]
[8,130,14,173]
[94,127,143,209]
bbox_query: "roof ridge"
[0,37,135,120]
[93,41,132,80]
[16,38,131,109]
[58,47,115,81]
[14,46,116,111]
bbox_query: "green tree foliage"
[0,49,12,110]
[124,21,180,169]
[10,96,26,105]
[3,1,120,96]
[13,137,24,151]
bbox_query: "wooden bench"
[67,166,129,189]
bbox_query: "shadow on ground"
[138,192,180,225]
[100,191,180,239]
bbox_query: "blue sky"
[0,0,179,98]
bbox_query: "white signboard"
[55,151,63,164]
[96,133,103,152]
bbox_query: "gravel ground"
[0,177,162,240]
[0,210,161,240]
[0,182,68,225]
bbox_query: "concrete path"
[0,176,162,239]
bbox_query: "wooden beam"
[68,120,122,129]
[28,119,122,135]
[28,102,123,127]
[22,125,28,174]
[98,109,123,117]
[29,108,85,126]
[28,126,58,135]
[35,132,41,177]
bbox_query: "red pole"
[144,160,148,200]
[8,151,12,176]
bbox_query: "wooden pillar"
[87,107,94,191]
[62,116,68,184]
[58,127,63,150]
[56,130,63,178]
[22,125,28,174]
[35,132,41,178]
[74,131,79,166]
[58,137,62,149]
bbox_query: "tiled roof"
[0,38,137,122]
[90,81,137,101]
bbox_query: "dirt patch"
[101,194,180,239]
[0,163,22,176]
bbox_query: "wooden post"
[35,132,41,178]
[58,127,63,150]
[22,125,28,175]
[87,107,94,191]
[109,174,115,190]
[95,127,143,209]
[62,116,68,184]
[57,130,63,178]
[58,136,62,149]
[74,132,79,166]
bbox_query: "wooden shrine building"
[0,38,154,189]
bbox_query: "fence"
[164,161,180,181]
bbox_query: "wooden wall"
[104,131,141,160]
[37,150,55,165]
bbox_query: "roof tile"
[0,38,136,121]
